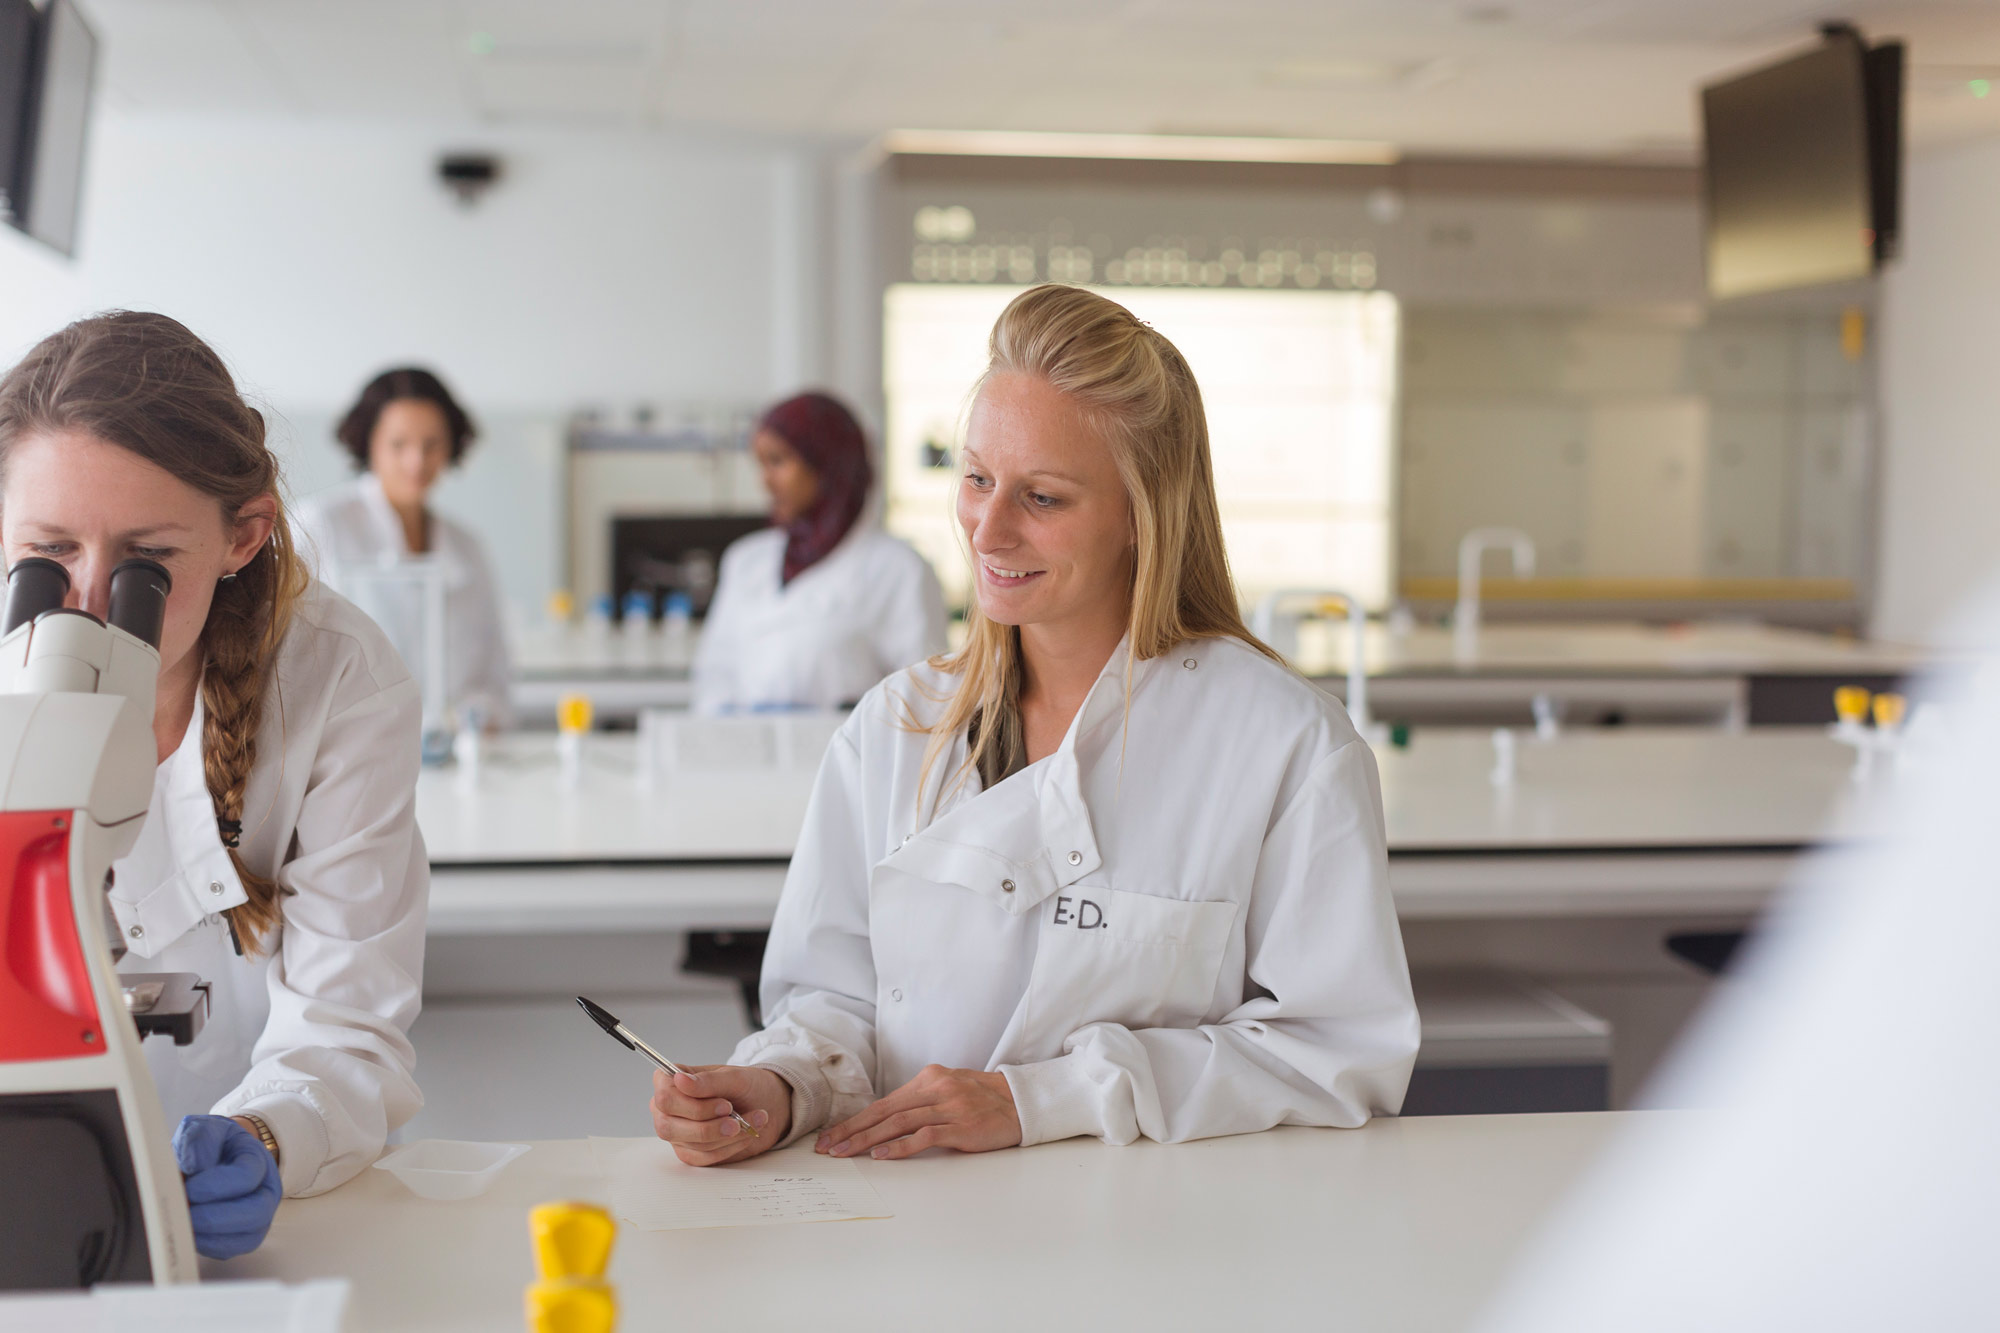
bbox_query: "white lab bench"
[1289,620,1931,726]
[215,1113,1632,1332]
[508,618,1932,727]
[421,727,1877,935]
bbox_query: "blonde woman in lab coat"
[0,313,426,1256]
[295,367,513,728]
[692,391,945,713]
[649,285,1417,1164]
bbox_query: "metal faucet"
[1251,588,1373,737]
[1454,528,1536,662]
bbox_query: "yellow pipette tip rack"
[1833,685,1872,725]
[531,1201,615,1279]
[525,1279,617,1333]
[556,694,594,735]
[527,1202,617,1333]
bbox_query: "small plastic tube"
[1832,684,1872,743]
[583,595,615,643]
[453,726,482,792]
[1532,693,1562,740]
[557,694,592,791]
[661,591,693,663]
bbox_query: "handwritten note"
[588,1138,892,1230]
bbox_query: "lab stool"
[1402,971,1612,1116]
[682,930,769,1028]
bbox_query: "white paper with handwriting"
[589,1138,893,1230]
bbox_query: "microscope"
[0,556,205,1288]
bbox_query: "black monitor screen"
[0,0,32,221]
[1702,39,1873,300]
[14,0,96,256]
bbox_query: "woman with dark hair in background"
[693,391,946,714]
[0,312,428,1258]
[295,367,513,728]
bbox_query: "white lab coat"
[692,525,947,714]
[733,634,1419,1148]
[294,472,514,727]
[111,584,427,1199]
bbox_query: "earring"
[219,572,238,584]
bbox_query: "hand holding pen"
[576,996,792,1166]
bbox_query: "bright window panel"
[883,283,1399,612]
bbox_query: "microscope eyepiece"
[107,559,172,650]
[2,558,72,636]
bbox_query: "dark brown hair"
[335,367,476,471]
[0,310,310,952]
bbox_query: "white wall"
[0,111,846,616]
[1400,308,1869,586]
[1876,135,2000,648]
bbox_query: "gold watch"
[239,1112,281,1165]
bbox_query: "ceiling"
[78,0,2000,158]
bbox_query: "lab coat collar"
[105,689,250,959]
[354,472,472,586]
[881,637,1154,918]
[355,471,411,556]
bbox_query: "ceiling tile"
[71,0,2000,153]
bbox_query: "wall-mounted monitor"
[1701,28,1903,300]
[6,0,97,257]
[0,0,33,223]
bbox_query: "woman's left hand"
[173,1114,282,1259]
[816,1065,1021,1161]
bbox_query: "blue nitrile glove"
[173,1113,282,1259]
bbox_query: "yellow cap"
[557,694,594,735]
[1833,685,1872,724]
[525,1278,617,1333]
[1841,305,1867,362]
[548,590,576,623]
[1872,692,1907,729]
[529,1202,616,1281]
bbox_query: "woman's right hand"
[650,1064,792,1166]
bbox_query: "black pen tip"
[575,995,631,1047]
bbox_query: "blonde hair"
[916,284,1278,804]
[0,311,311,953]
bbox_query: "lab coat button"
[1001,879,1015,893]
[128,925,143,939]
[1183,657,1197,669]
[208,881,225,895]
[1067,850,1082,865]
[891,988,904,1002]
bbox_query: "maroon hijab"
[762,391,873,585]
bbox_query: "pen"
[575,995,758,1138]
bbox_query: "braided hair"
[0,311,310,953]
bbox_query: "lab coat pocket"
[1025,888,1238,1039]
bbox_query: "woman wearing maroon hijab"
[693,392,946,713]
